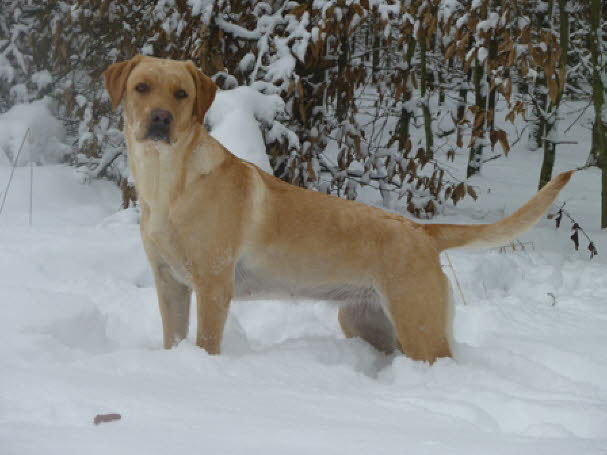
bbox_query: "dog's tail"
[423,170,575,252]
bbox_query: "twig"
[575,163,595,172]
[563,100,592,134]
[29,135,33,226]
[550,202,598,258]
[498,240,535,253]
[444,253,467,306]
[482,153,502,164]
[0,128,30,218]
[547,292,556,306]
[542,139,578,145]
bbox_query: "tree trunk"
[487,37,498,143]
[467,58,486,178]
[589,0,607,227]
[538,141,556,188]
[420,35,433,160]
[372,9,380,81]
[398,37,416,153]
[335,30,350,122]
[438,61,447,105]
[528,2,552,153]
[586,121,600,167]
[539,0,569,189]
[457,37,473,154]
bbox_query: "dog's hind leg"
[338,300,398,354]
[381,266,453,363]
[193,267,234,355]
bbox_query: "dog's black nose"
[150,109,173,127]
[145,109,173,142]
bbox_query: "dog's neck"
[125,123,227,224]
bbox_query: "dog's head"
[103,55,216,144]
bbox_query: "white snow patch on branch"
[207,87,286,173]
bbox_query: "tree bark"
[420,35,433,160]
[467,58,486,178]
[588,0,607,227]
[539,0,569,189]
[398,37,416,153]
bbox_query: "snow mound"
[207,86,284,173]
[0,99,70,166]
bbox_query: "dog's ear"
[103,55,144,110]
[186,62,217,123]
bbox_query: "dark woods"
[1,0,605,223]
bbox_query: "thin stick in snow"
[444,253,467,306]
[0,128,31,218]
[29,135,33,226]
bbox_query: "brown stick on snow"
[93,413,122,425]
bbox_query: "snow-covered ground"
[1,129,607,452]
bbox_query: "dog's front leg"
[142,237,192,349]
[153,264,192,349]
[194,270,234,355]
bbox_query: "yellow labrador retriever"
[104,55,573,363]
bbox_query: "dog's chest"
[131,143,191,283]
[144,219,194,285]
[131,142,175,220]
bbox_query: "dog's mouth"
[143,125,171,144]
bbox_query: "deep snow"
[1,134,607,452]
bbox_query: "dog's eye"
[174,89,188,99]
[135,82,149,93]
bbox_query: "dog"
[104,55,573,363]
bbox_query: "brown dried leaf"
[496,130,510,155]
[467,185,478,200]
[548,77,559,104]
[505,110,515,124]
[452,182,466,205]
[503,78,512,103]
[445,42,457,60]
[570,229,579,251]
[473,112,485,130]
[456,133,463,149]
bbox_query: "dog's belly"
[234,262,379,303]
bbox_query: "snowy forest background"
[1,0,606,223]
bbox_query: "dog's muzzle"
[145,108,173,143]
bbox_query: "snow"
[456,13,469,29]
[207,86,285,173]
[286,12,311,63]
[1,108,607,453]
[31,70,52,90]
[0,99,70,166]
[264,36,297,83]
[0,54,16,83]
[477,13,500,33]
[8,83,28,104]
[438,0,461,22]
[188,0,214,22]
[477,46,488,64]
[378,4,400,22]
[238,52,256,73]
